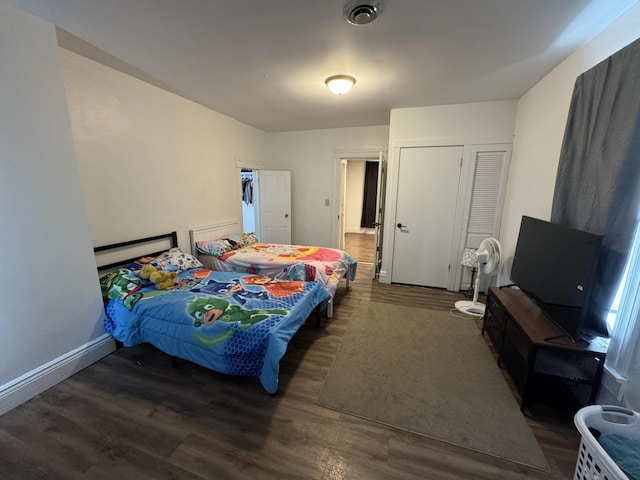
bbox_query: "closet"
[386,143,511,291]
[241,169,255,233]
[239,169,291,244]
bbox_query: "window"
[607,259,629,333]
[605,221,640,384]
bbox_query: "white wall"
[382,100,518,283]
[61,49,266,250]
[264,126,389,247]
[0,3,110,414]
[502,3,640,270]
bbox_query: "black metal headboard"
[94,231,178,272]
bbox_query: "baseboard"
[0,334,116,416]
[377,269,389,283]
[597,365,627,405]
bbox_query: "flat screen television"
[511,216,603,343]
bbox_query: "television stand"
[482,286,607,413]
[543,332,589,346]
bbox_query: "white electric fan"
[455,237,502,317]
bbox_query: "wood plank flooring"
[344,233,375,264]
[0,265,581,479]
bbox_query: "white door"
[391,146,462,287]
[257,170,291,244]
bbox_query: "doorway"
[343,159,376,260]
[240,169,256,233]
[338,153,385,277]
[344,232,375,263]
[239,168,291,244]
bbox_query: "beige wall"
[345,160,366,233]
[61,49,266,250]
[265,126,389,247]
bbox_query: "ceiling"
[6,0,639,132]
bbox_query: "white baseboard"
[378,270,389,283]
[597,365,627,406]
[0,334,115,416]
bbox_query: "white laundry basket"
[574,405,640,480]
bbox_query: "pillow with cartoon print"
[196,239,233,256]
[225,233,258,249]
[151,247,203,272]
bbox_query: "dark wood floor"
[0,264,581,479]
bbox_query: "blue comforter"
[103,269,331,393]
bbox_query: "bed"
[96,232,331,394]
[189,222,357,318]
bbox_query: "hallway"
[344,233,375,264]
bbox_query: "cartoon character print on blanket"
[187,296,288,347]
[243,275,306,297]
[191,278,270,305]
[107,270,313,353]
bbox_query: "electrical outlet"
[325,198,330,206]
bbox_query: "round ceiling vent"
[343,0,384,26]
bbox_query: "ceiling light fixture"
[343,0,384,26]
[325,75,356,95]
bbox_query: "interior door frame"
[235,157,264,233]
[332,148,387,259]
[372,151,386,278]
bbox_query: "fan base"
[454,300,486,317]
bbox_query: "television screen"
[511,216,603,343]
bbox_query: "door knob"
[397,223,406,229]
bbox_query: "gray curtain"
[551,37,640,337]
[360,161,378,228]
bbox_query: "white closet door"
[391,146,462,287]
[459,144,512,289]
[466,146,511,245]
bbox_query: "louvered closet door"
[462,145,512,288]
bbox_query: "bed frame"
[189,221,240,256]
[94,230,324,386]
[94,231,178,272]
[93,231,180,365]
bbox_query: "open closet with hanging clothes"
[241,169,255,233]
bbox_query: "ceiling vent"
[343,0,384,25]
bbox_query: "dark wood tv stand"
[482,286,607,413]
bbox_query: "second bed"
[190,222,357,317]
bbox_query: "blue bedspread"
[103,269,331,393]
